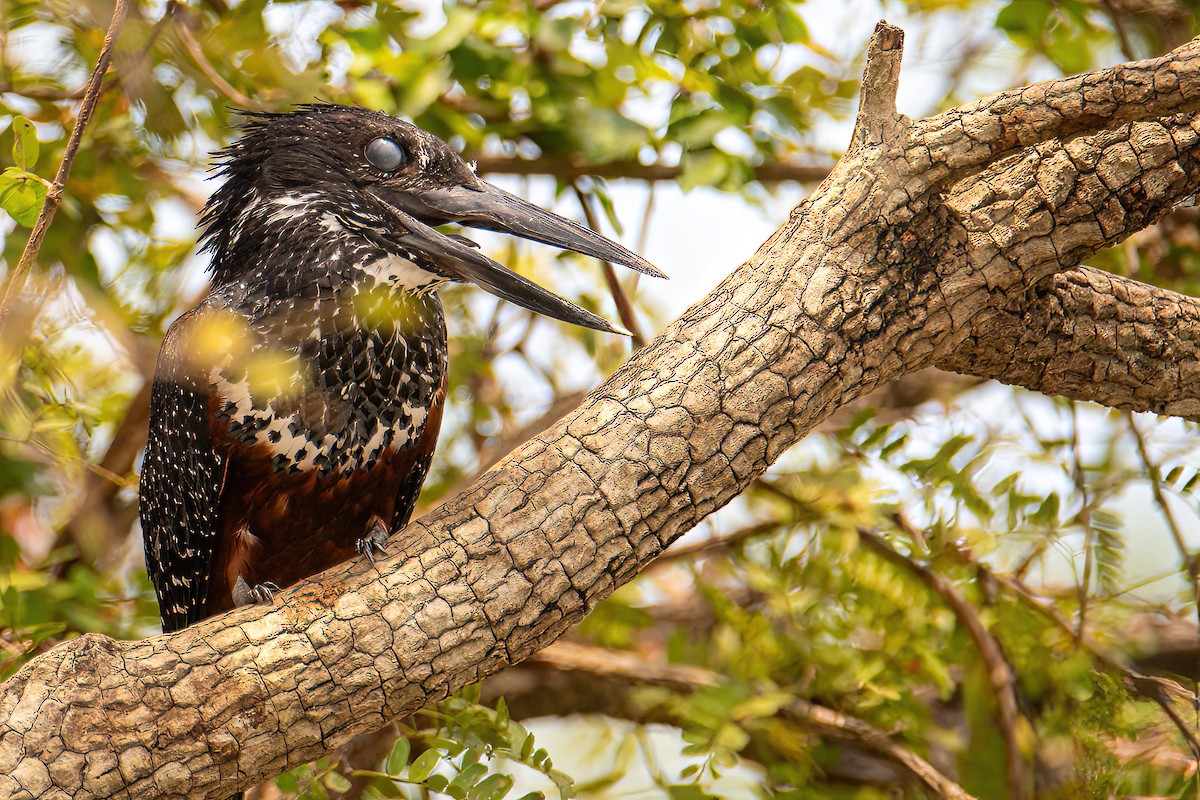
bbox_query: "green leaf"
[275,771,300,793]
[408,749,440,783]
[494,697,508,728]
[518,731,534,759]
[590,184,624,236]
[451,761,488,790]
[0,167,47,227]
[667,785,718,800]
[669,110,736,150]
[11,116,38,171]
[996,0,1050,37]
[385,737,410,775]
[470,774,513,800]
[1030,492,1060,526]
[678,150,728,191]
[323,771,352,792]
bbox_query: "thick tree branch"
[4,23,1200,800]
[934,266,1200,419]
[908,35,1200,184]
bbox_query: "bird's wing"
[140,307,228,633]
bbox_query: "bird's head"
[200,104,662,333]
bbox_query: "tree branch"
[934,266,1200,420]
[5,23,1200,800]
[908,36,1200,184]
[468,155,832,184]
[852,22,906,149]
[857,528,1028,800]
[0,0,130,341]
[530,641,977,800]
[572,184,647,347]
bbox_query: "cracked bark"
[4,21,1200,800]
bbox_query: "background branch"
[469,156,832,184]
[0,0,130,341]
[857,528,1028,800]
[531,641,978,800]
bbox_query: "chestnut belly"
[204,392,443,620]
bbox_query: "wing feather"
[140,308,227,633]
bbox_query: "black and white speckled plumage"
[140,104,659,635]
[140,355,226,631]
[204,195,448,477]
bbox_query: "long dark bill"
[384,181,666,280]
[370,189,631,335]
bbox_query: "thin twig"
[1101,0,1138,61]
[857,527,1030,800]
[0,84,88,101]
[1126,413,1200,616]
[1070,402,1095,644]
[1011,400,1061,582]
[470,155,832,185]
[50,379,152,570]
[653,520,785,566]
[0,4,179,105]
[934,30,988,111]
[0,0,131,340]
[946,532,1200,758]
[531,641,978,800]
[174,11,256,109]
[572,183,646,347]
[1125,411,1200,756]
[634,182,656,260]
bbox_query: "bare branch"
[947,541,1200,759]
[1126,414,1200,621]
[532,642,978,800]
[0,0,130,340]
[852,22,906,149]
[174,11,256,109]
[653,520,784,565]
[572,184,647,347]
[469,155,832,184]
[857,528,1029,800]
[934,266,1200,421]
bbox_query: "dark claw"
[232,575,281,607]
[357,516,391,568]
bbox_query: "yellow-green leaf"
[11,117,38,171]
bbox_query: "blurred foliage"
[276,688,576,800]
[0,0,1198,798]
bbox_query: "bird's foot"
[232,576,281,607]
[357,516,391,568]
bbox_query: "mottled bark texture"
[3,22,1200,800]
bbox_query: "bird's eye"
[365,137,405,172]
